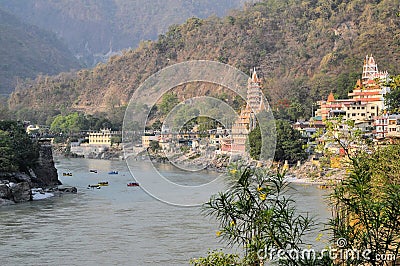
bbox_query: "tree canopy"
[249,120,307,163]
[384,75,400,114]
[0,121,39,173]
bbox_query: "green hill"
[8,0,400,124]
[0,8,81,95]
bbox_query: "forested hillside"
[8,0,400,125]
[0,8,80,95]
[0,0,249,66]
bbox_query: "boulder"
[0,184,12,200]
[57,186,77,193]
[10,182,32,203]
[0,172,31,184]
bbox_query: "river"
[0,157,331,265]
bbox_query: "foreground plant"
[329,145,400,266]
[196,163,330,265]
[190,249,240,266]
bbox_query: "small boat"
[87,184,101,189]
[127,182,139,187]
[108,171,118,175]
[319,184,333,190]
[63,172,72,176]
[90,169,98,173]
[98,181,109,186]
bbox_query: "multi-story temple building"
[315,55,391,131]
[230,69,265,153]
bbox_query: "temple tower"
[362,55,388,86]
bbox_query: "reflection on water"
[0,158,331,265]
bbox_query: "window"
[371,106,375,109]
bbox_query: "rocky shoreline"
[147,151,346,185]
[0,140,77,206]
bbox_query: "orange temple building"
[315,55,390,130]
[230,69,265,153]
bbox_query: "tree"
[50,112,87,133]
[329,145,400,266]
[201,163,325,265]
[110,135,122,146]
[149,140,160,152]
[159,92,179,116]
[384,75,400,114]
[275,120,307,164]
[190,250,240,266]
[248,124,262,160]
[151,119,162,131]
[322,118,400,266]
[248,119,306,163]
[0,121,39,172]
[0,130,17,172]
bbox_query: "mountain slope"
[0,8,80,95]
[8,0,400,124]
[0,0,250,66]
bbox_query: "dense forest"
[6,0,400,126]
[0,8,80,95]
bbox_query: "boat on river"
[87,184,101,189]
[89,169,98,173]
[108,171,118,175]
[62,172,72,176]
[127,182,139,187]
[98,181,109,186]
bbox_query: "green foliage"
[248,119,306,163]
[196,116,222,133]
[159,93,179,116]
[329,145,400,266]
[321,117,400,265]
[384,75,400,114]
[0,96,11,120]
[0,130,17,172]
[202,164,318,265]
[151,120,162,131]
[274,120,307,164]
[322,117,371,158]
[273,99,307,122]
[190,250,240,266]
[50,112,87,133]
[0,121,39,172]
[110,136,122,146]
[49,112,119,134]
[248,125,262,160]
[149,140,160,152]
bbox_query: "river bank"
[147,150,345,187]
[0,140,76,206]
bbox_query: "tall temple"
[230,69,265,153]
[361,54,389,86]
